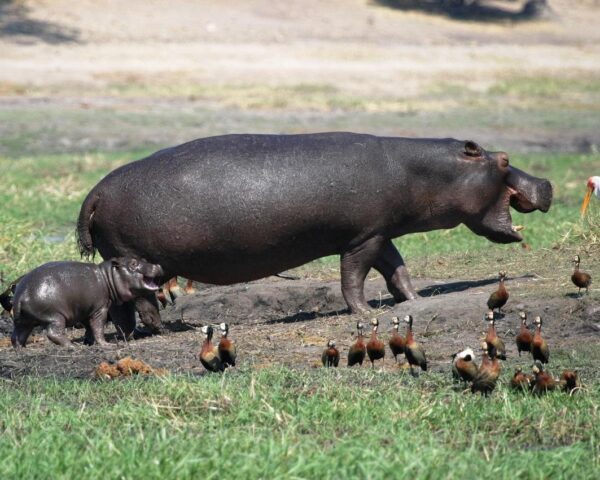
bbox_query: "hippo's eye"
[464,141,482,158]
[129,259,138,269]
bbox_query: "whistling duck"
[516,311,533,356]
[404,315,427,374]
[471,342,501,396]
[321,339,340,368]
[218,322,237,368]
[348,321,367,367]
[485,311,507,360]
[388,316,406,363]
[532,361,556,395]
[366,318,385,369]
[451,348,478,383]
[487,271,509,312]
[156,287,170,309]
[166,277,182,300]
[531,316,549,364]
[571,255,592,296]
[510,367,532,391]
[580,176,599,217]
[559,370,581,394]
[199,325,225,372]
[184,279,196,295]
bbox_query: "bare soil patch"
[1,274,598,379]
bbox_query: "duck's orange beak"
[581,185,593,217]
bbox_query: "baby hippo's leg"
[45,315,73,347]
[88,308,110,347]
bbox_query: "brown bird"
[531,316,549,364]
[516,311,533,356]
[571,255,592,296]
[199,325,225,372]
[404,315,427,374]
[366,318,385,369]
[184,279,196,295]
[388,316,406,363]
[510,367,532,392]
[559,370,581,394]
[321,339,340,368]
[485,311,507,360]
[471,342,501,396]
[218,322,236,368]
[532,361,556,395]
[451,348,478,383]
[347,321,367,367]
[487,271,509,312]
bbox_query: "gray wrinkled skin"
[11,257,163,348]
[77,133,552,331]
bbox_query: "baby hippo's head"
[107,257,164,302]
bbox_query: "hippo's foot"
[11,324,34,349]
[135,294,164,334]
[373,240,418,303]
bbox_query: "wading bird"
[516,311,533,356]
[388,317,406,363]
[366,318,385,369]
[321,339,340,368]
[580,176,600,216]
[218,322,237,368]
[571,255,592,296]
[487,271,509,313]
[199,325,225,372]
[404,315,428,375]
[348,321,366,367]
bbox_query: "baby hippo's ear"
[109,257,126,269]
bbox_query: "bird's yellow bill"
[580,186,593,217]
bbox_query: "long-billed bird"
[580,176,600,217]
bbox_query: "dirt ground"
[1,1,599,378]
[1,273,598,379]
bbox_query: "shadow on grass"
[0,0,79,44]
[373,0,549,23]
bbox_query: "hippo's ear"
[110,258,126,269]
[464,141,482,158]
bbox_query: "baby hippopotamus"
[11,257,163,348]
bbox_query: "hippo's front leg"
[373,240,418,303]
[135,293,163,333]
[110,301,136,340]
[88,308,110,347]
[340,236,385,313]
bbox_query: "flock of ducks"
[198,255,591,396]
[315,256,591,397]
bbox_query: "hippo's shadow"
[265,309,344,325]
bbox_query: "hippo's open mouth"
[467,169,552,244]
[142,276,160,291]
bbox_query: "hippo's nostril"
[498,152,509,169]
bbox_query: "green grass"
[0,366,599,479]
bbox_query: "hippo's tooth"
[511,225,524,232]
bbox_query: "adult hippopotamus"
[76,133,552,334]
[12,257,163,348]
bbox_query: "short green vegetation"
[0,367,598,480]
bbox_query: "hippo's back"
[77,133,394,282]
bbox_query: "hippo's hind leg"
[340,236,385,313]
[45,315,73,347]
[109,301,136,340]
[11,322,34,348]
[373,240,418,303]
[135,293,163,334]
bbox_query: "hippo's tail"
[76,191,98,259]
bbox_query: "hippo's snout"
[536,179,553,213]
[507,167,553,214]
